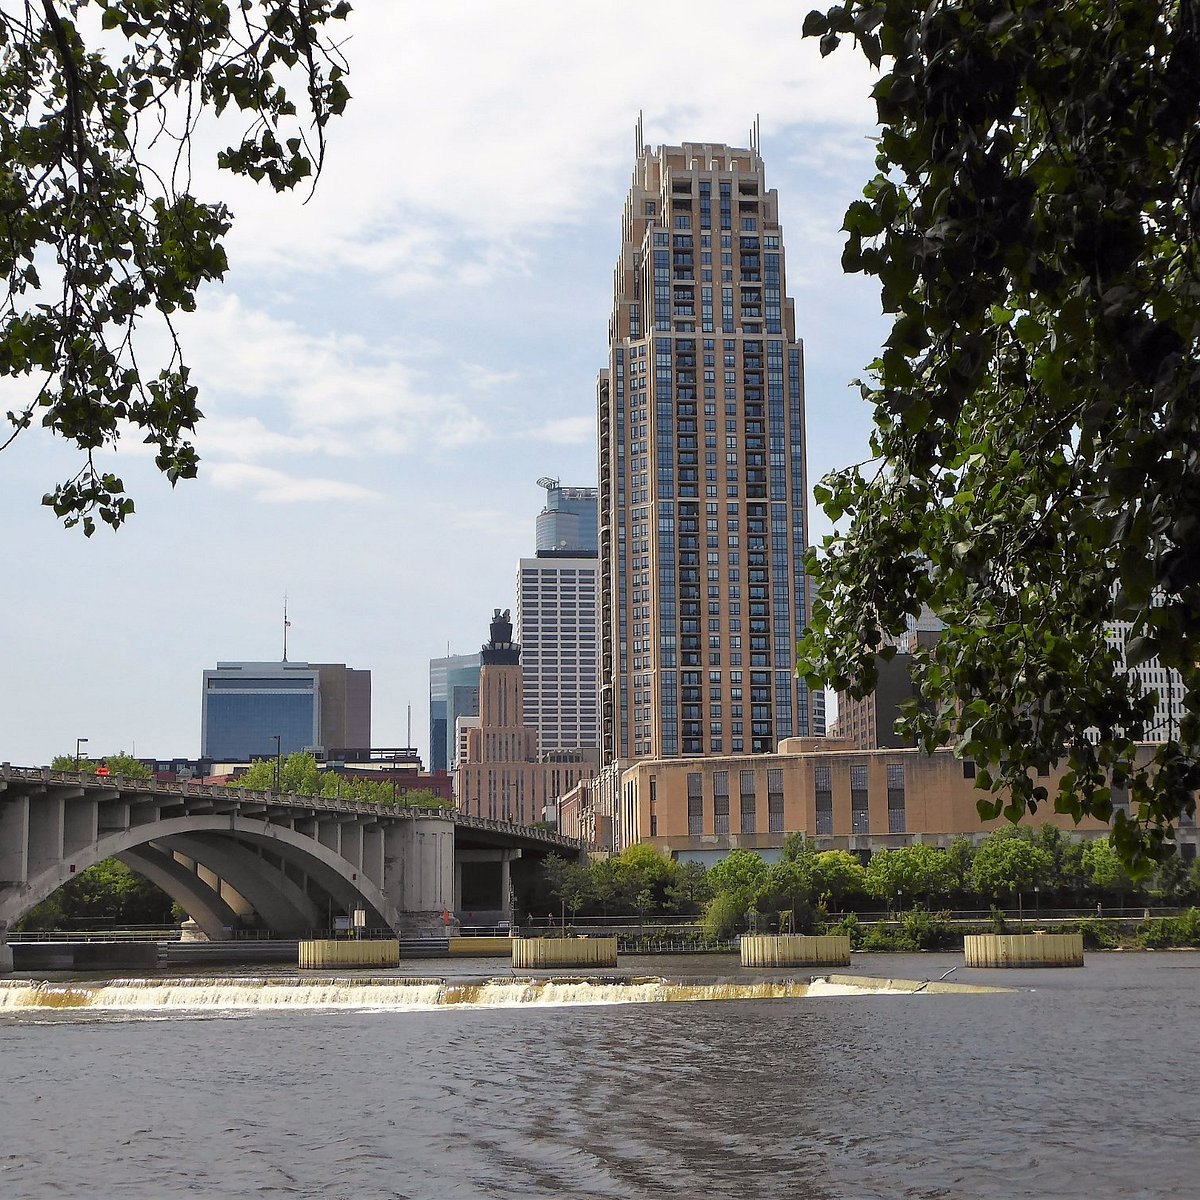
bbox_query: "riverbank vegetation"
[532,827,1200,950]
[13,859,176,932]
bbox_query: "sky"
[0,1,888,769]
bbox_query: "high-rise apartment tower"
[598,135,823,766]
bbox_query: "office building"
[535,479,599,556]
[1104,603,1185,743]
[201,660,370,760]
[598,133,823,772]
[456,609,596,824]
[429,653,481,774]
[202,662,320,759]
[313,663,372,751]
[517,556,600,752]
[833,610,945,750]
[517,480,601,754]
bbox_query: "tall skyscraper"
[598,135,823,767]
[428,653,481,774]
[517,481,600,753]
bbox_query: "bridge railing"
[1,763,585,849]
[5,927,183,942]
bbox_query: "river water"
[1,952,1197,1199]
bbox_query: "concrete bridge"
[0,765,583,970]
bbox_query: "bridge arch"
[0,815,397,936]
[116,844,243,941]
[161,834,323,933]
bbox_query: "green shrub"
[703,891,747,940]
[989,905,1008,934]
[862,922,902,951]
[1136,907,1200,949]
[827,912,863,949]
[901,908,957,950]
[1075,917,1120,949]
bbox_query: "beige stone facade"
[598,138,823,774]
[558,738,1196,859]
[455,609,597,825]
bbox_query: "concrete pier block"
[512,937,618,968]
[298,939,400,969]
[740,935,852,967]
[963,932,1084,967]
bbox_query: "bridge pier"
[383,817,456,937]
[455,847,522,923]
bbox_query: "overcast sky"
[0,1,887,768]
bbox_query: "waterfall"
[0,974,918,1012]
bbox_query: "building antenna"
[407,705,412,748]
[751,113,761,154]
[635,109,644,156]
[283,594,291,662]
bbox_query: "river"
[1,952,1197,1199]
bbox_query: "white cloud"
[530,415,595,446]
[197,416,330,461]
[462,364,524,392]
[196,1,878,287]
[205,462,382,504]
[445,507,522,535]
[181,294,490,458]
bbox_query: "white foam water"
[0,975,842,1012]
[806,978,912,996]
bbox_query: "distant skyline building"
[598,134,823,771]
[535,479,599,556]
[518,481,600,754]
[1104,615,1185,744]
[517,557,600,752]
[428,652,481,774]
[456,609,595,824]
[200,661,370,760]
[314,663,372,751]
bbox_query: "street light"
[75,737,88,771]
[272,735,281,792]
[1034,885,1041,924]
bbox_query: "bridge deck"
[0,764,583,852]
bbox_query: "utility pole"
[272,735,281,792]
[75,737,88,771]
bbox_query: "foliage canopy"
[51,749,151,778]
[799,0,1200,872]
[231,751,451,809]
[1,0,351,532]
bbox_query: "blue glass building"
[535,482,598,556]
[202,662,321,760]
[428,653,481,773]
